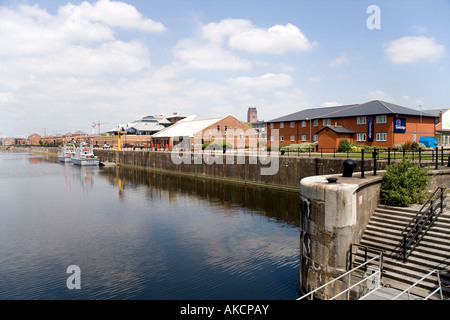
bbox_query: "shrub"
[280,142,318,152]
[337,138,352,152]
[202,141,232,150]
[380,160,432,207]
[393,142,426,151]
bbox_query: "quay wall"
[3,145,389,191]
[93,149,388,191]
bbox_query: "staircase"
[356,204,450,298]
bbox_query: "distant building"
[107,114,174,136]
[247,107,258,124]
[427,108,450,145]
[266,100,438,150]
[152,114,259,150]
[28,133,41,145]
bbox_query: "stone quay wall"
[94,149,384,191]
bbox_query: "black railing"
[349,243,385,275]
[390,187,447,263]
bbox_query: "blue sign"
[367,117,374,142]
[394,117,406,133]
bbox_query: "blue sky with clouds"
[1,0,449,137]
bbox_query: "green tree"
[380,160,432,207]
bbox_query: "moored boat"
[72,142,100,166]
[58,143,76,163]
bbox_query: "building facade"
[152,114,259,151]
[266,100,437,150]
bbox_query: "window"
[270,123,274,129]
[301,135,306,142]
[302,121,306,128]
[313,119,318,127]
[357,133,366,142]
[225,125,228,132]
[313,134,318,142]
[290,122,295,128]
[290,135,295,142]
[376,115,387,124]
[376,132,387,142]
[323,119,331,126]
[270,135,274,142]
[280,136,284,142]
[357,116,366,125]
[217,125,220,132]
[280,122,284,129]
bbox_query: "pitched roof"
[152,115,222,138]
[315,125,355,135]
[268,100,437,123]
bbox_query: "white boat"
[72,142,100,166]
[58,143,76,163]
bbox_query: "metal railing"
[391,187,446,262]
[298,253,383,300]
[392,269,443,300]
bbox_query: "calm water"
[0,151,300,300]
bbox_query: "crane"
[117,127,127,151]
[92,121,110,135]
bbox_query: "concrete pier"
[299,172,382,299]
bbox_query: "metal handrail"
[392,269,443,300]
[298,255,382,300]
[391,187,446,262]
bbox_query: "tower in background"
[247,107,258,124]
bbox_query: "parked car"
[133,145,144,150]
[103,143,111,149]
[123,143,134,148]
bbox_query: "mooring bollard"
[342,159,357,177]
[372,148,378,176]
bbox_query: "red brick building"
[266,100,437,150]
[152,114,259,151]
[27,133,41,145]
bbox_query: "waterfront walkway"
[359,287,424,300]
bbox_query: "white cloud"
[321,101,342,108]
[173,39,251,71]
[227,21,316,54]
[367,90,396,103]
[173,19,314,71]
[227,73,293,89]
[384,36,445,64]
[0,1,166,135]
[329,52,349,67]
[59,0,165,32]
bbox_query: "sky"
[1,0,449,137]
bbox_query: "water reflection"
[0,152,300,300]
[100,166,300,227]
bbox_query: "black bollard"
[342,159,357,177]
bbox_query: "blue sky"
[1,0,449,137]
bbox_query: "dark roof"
[425,108,448,117]
[315,125,355,135]
[268,100,437,123]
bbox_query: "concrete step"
[356,203,450,298]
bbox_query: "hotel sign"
[394,117,406,133]
[367,116,374,142]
